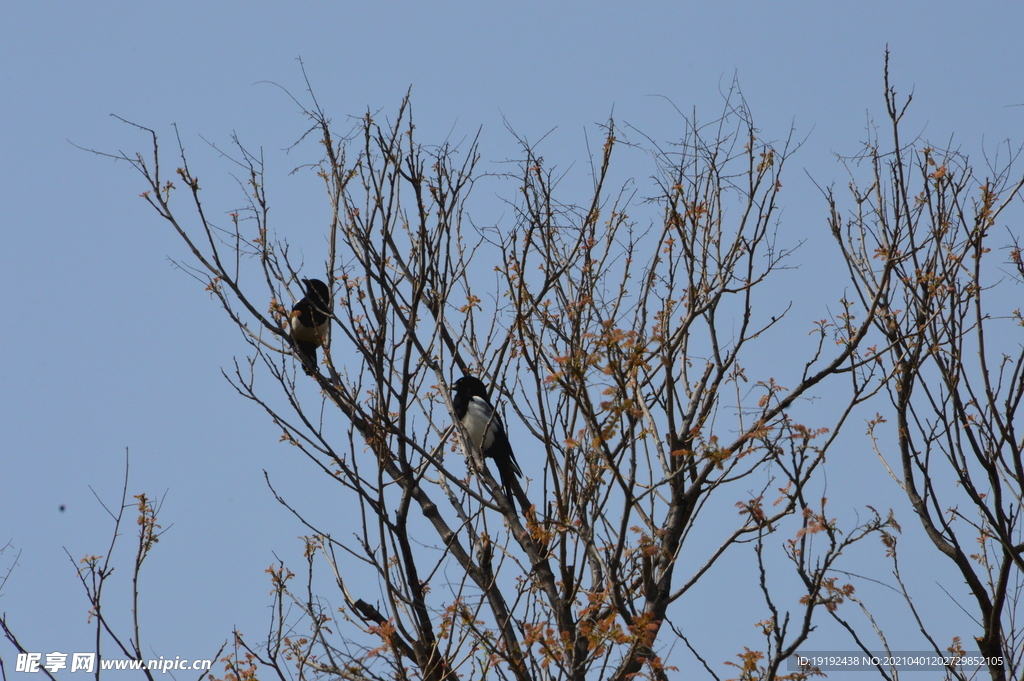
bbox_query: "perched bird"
[452,376,523,508]
[290,278,331,375]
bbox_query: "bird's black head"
[302,278,331,304]
[453,375,488,399]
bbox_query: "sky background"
[2,2,1023,678]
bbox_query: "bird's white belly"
[464,399,496,450]
[291,317,329,344]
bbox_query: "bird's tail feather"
[296,342,318,375]
[497,463,521,512]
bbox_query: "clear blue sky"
[2,2,1022,676]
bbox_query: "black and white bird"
[290,278,331,375]
[452,376,523,508]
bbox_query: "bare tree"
[33,68,1024,679]
[829,54,1024,681]
[101,79,899,680]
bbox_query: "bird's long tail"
[296,342,318,375]
[494,453,522,511]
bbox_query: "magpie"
[452,376,523,508]
[290,278,331,375]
